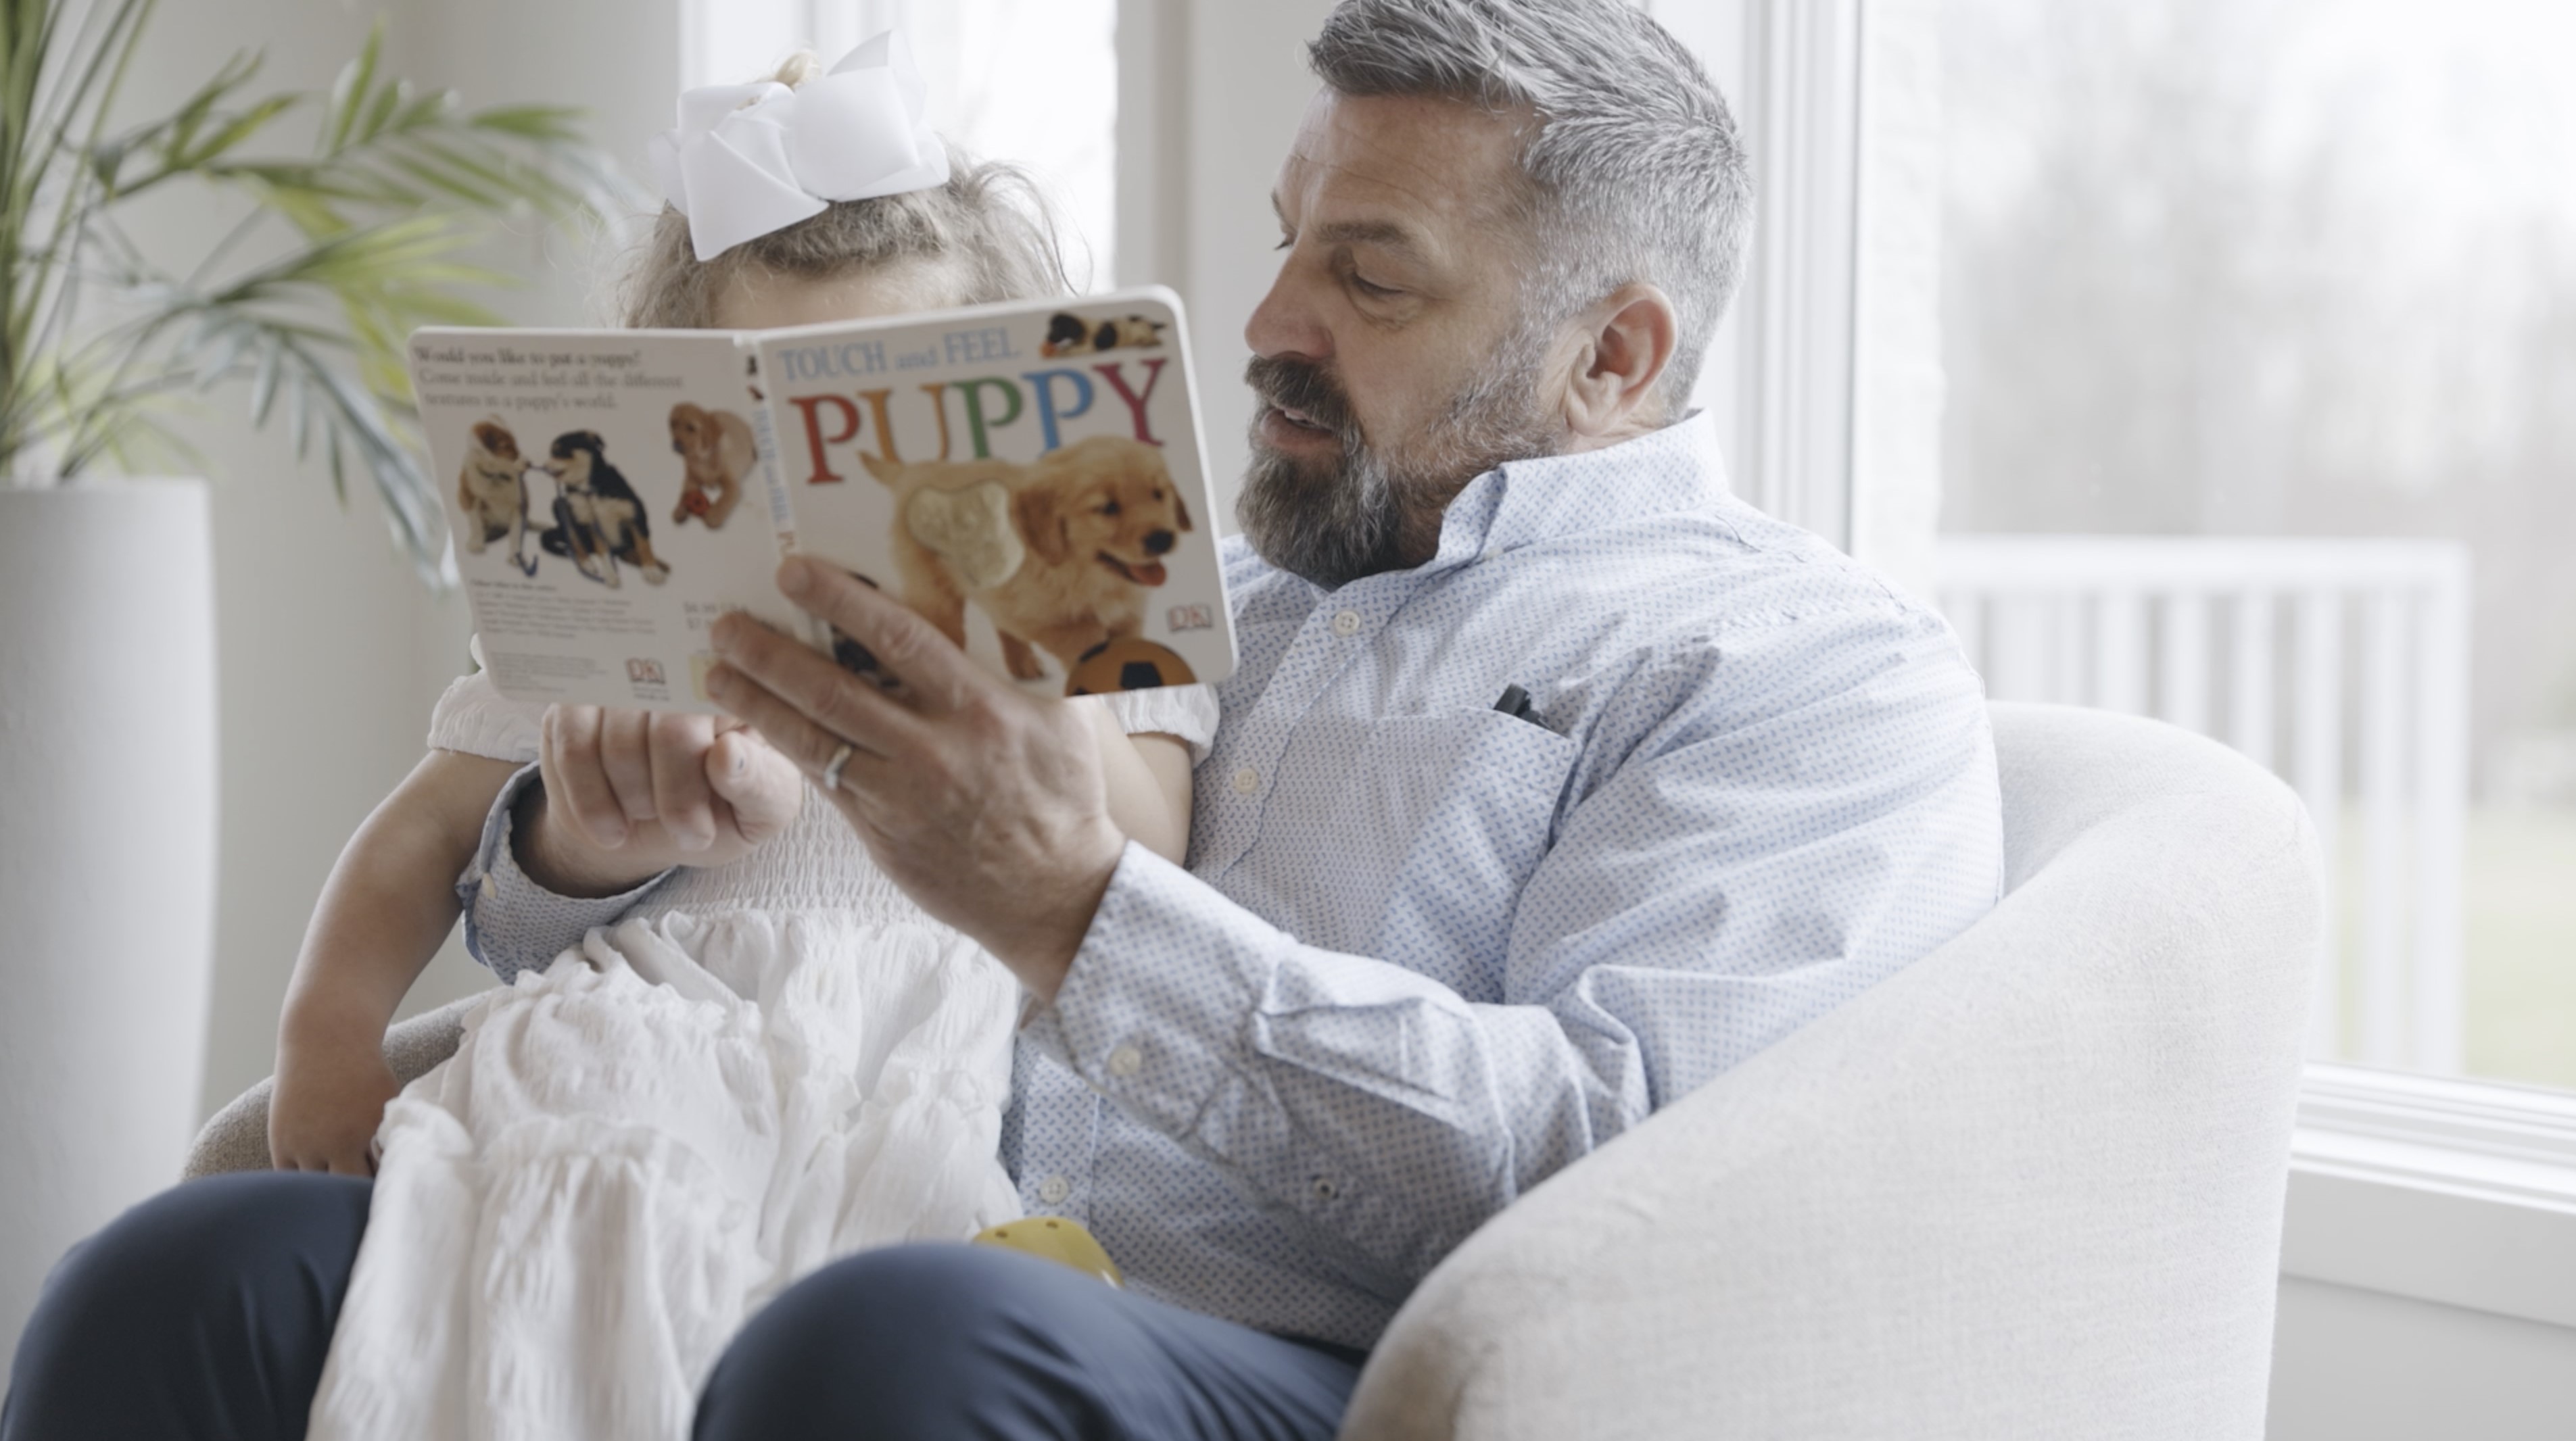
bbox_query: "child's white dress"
[307,666,1217,1441]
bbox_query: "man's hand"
[705,558,1126,998]
[270,1033,402,1177]
[519,704,806,898]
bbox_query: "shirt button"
[1331,609,1362,637]
[1036,1174,1072,1204]
[1312,1176,1339,1201]
[1106,1044,1143,1078]
[1230,766,1262,796]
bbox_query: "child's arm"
[270,749,521,1175]
[1082,702,1195,865]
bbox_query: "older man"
[5,3,1998,1438]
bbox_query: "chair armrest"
[181,992,490,1180]
[1340,712,2319,1440]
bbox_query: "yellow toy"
[971,1217,1124,1286]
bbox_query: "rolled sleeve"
[455,763,669,983]
[1023,842,1272,1134]
[1025,841,1548,1284]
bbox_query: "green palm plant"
[0,0,635,582]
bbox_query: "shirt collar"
[1420,409,1732,574]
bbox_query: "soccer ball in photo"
[1065,637,1196,695]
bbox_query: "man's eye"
[1274,233,1294,251]
[1352,274,1401,299]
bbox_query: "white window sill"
[2286,1063,2576,1328]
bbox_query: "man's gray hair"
[1308,0,1752,408]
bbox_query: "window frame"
[1652,0,1863,552]
[2289,1065,2576,1327]
[1853,0,2576,1323]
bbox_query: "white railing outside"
[1936,535,2471,1071]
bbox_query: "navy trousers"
[3,1173,1362,1441]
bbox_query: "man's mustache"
[1244,354,1359,441]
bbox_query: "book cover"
[758,287,1227,697]
[408,287,1233,713]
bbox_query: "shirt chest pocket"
[1316,710,1582,985]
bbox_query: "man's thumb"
[706,729,802,841]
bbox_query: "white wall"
[1116,0,1337,532]
[1847,0,1945,601]
[2269,1279,2576,1439]
[116,0,460,1123]
[139,0,679,1121]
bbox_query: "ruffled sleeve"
[1089,683,1220,765]
[426,637,546,764]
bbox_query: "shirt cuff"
[1021,841,1279,1146]
[454,763,670,984]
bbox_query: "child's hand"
[520,704,805,897]
[270,1036,402,1177]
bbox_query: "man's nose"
[1144,529,1175,555]
[1244,254,1330,362]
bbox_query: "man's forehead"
[1273,90,1526,235]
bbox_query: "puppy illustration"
[536,430,669,589]
[1038,312,1168,359]
[866,434,1192,682]
[456,418,537,577]
[668,402,755,529]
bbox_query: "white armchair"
[190,703,2320,1439]
[1337,703,2320,1439]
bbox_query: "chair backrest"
[1341,703,2321,1440]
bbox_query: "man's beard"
[1236,333,1565,590]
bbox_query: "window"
[1938,0,2576,1089]
[679,0,1120,288]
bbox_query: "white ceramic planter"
[0,480,216,1369]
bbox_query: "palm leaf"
[1,1,633,587]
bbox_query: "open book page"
[757,287,1234,695]
[408,290,1236,710]
[411,329,800,712]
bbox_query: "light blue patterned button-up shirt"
[461,410,2003,1351]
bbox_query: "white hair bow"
[646,30,951,262]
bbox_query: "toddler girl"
[268,43,1216,1439]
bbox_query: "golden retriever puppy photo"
[667,401,754,529]
[456,417,537,576]
[865,434,1192,683]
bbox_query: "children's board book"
[410,286,1232,714]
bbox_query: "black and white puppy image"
[536,430,669,589]
[456,418,537,577]
[1039,311,1168,359]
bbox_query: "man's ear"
[1558,284,1679,446]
